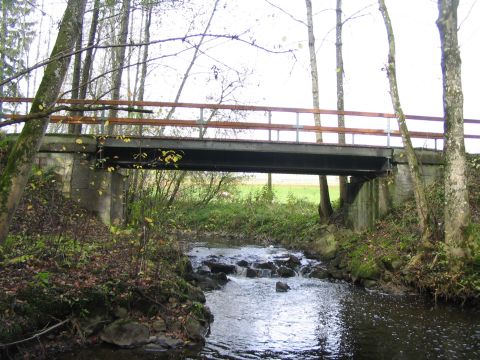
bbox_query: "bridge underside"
[98,137,393,176]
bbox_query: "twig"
[0,318,70,348]
[0,105,152,128]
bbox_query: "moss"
[349,256,381,281]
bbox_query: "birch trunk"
[336,0,347,207]
[68,13,84,135]
[0,0,87,244]
[437,0,471,258]
[305,0,333,220]
[378,0,435,244]
[108,0,131,135]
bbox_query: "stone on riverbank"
[275,281,291,292]
[277,266,296,277]
[100,319,150,348]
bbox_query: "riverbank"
[0,169,212,359]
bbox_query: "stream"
[63,240,480,359]
[189,242,480,360]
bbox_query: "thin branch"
[0,319,70,348]
[0,105,152,128]
[264,0,307,26]
[458,0,478,31]
[1,33,294,88]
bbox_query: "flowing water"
[188,242,480,360]
[63,241,480,359]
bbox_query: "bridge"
[2,97,479,175]
[1,97,479,229]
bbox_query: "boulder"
[197,265,211,275]
[309,267,330,279]
[100,319,150,348]
[211,272,229,285]
[246,268,259,278]
[203,261,236,274]
[188,273,221,291]
[275,254,301,268]
[151,318,166,333]
[184,315,209,343]
[144,335,184,351]
[313,232,337,260]
[255,261,276,270]
[275,281,290,292]
[277,266,296,278]
[236,260,249,267]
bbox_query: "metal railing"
[1,97,480,150]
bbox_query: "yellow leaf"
[144,217,153,223]
[38,104,44,110]
[27,204,33,210]
[35,170,42,176]
[98,190,103,196]
[104,120,109,126]
[75,138,83,144]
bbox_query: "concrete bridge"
[3,97,479,231]
[33,134,444,231]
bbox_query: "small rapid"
[187,242,480,360]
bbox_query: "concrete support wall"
[345,150,443,231]
[35,152,126,226]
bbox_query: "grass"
[236,183,340,204]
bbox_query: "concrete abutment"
[345,149,443,231]
[35,152,126,226]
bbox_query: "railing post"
[387,117,391,147]
[296,112,300,143]
[199,108,204,139]
[268,111,272,142]
[100,109,106,135]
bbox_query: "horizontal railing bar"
[40,115,479,139]
[2,97,480,124]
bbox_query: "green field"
[236,183,339,204]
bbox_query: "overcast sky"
[20,0,480,155]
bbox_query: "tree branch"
[0,105,152,128]
[1,33,295,88]
[0,318,70,348]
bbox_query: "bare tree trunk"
[68,13,84,135]
[378,0,435,244]
[305,0,333,221]
[0,0,87,244]
[108,0,131,135]
[336,0,347,208]
[125,5,152,222]
[437,0,471,259]
[78,0,100,107]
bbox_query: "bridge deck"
[98,136,393,176]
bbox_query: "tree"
[335,0,347,208]
[305,0,333,221]
[437,0,471,259]
[0,0,36,114]
[0,0,87,244]
[108,0,131,135]
[378,0,435,245]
